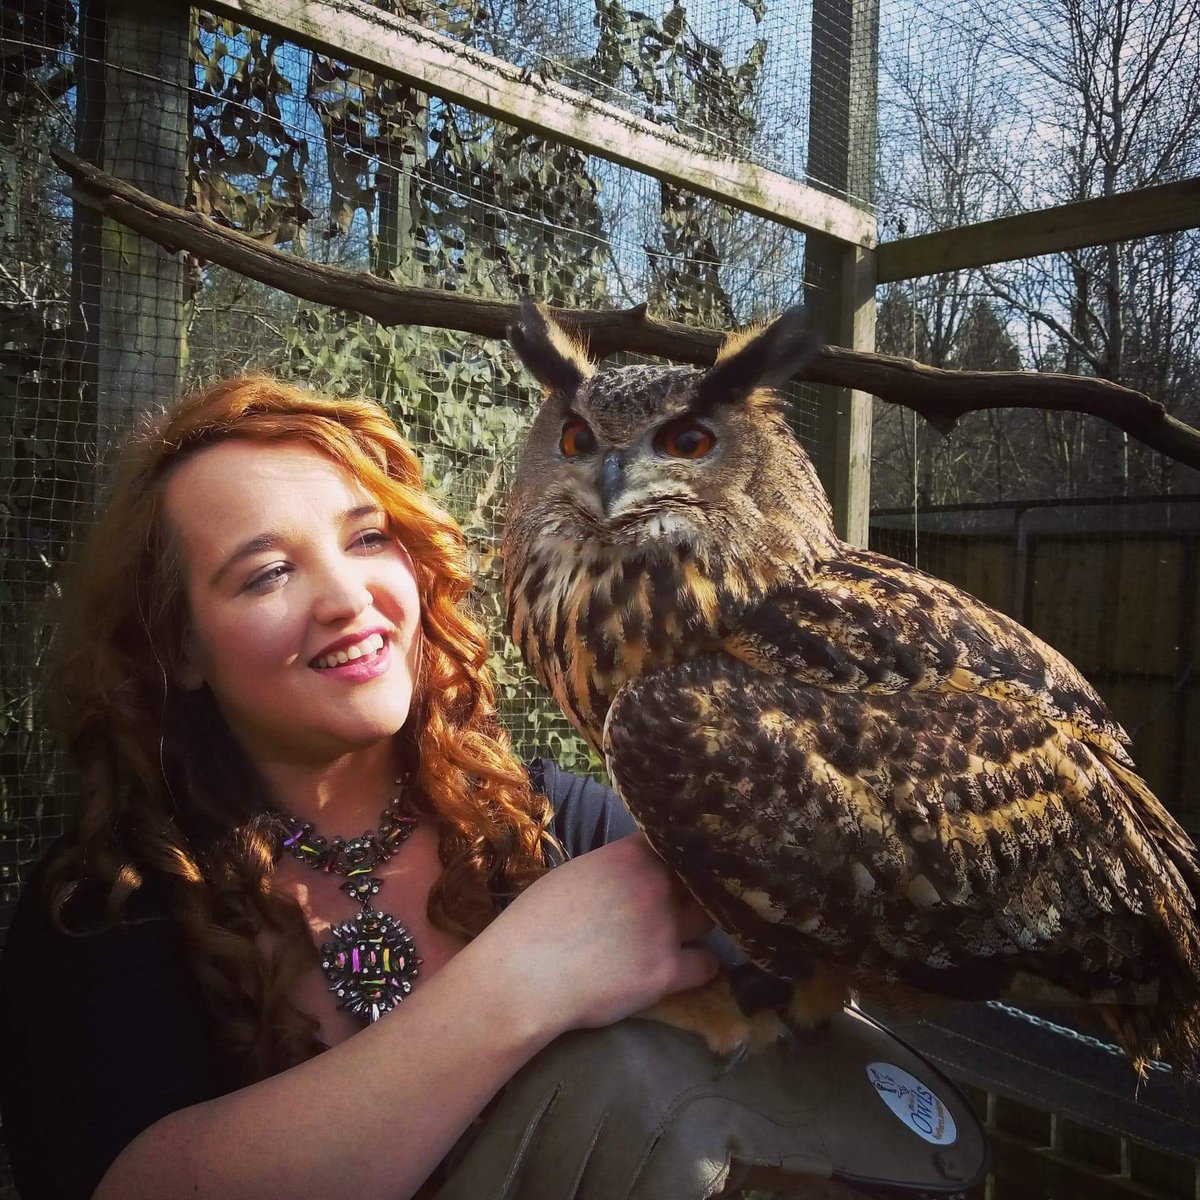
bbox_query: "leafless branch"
[980,268,1102,369]
[52,144,1200,472]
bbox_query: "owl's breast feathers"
[508,532,1131,766]
[505,535,776,751]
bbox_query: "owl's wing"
[722,547,1199,896]
[723,546,1134,762]
[602,653,1200,1009]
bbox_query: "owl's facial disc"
[553,404,722,546]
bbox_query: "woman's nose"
[311,564,372,625]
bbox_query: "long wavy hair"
[47,375,553,1084]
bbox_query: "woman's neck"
[257,740,405,836]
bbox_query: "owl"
[501,299,1200,1077]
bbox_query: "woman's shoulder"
[1,840,221,1200]
[2,834,184,988]
[527,757,638,858]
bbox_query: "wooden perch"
[52,145,1200,471]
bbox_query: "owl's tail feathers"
[1096,750,1200,1082]
[1103,754,1200,896]
[1103,977,1200,1083]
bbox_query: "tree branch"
[979,268,1103,369]
[52,144,1200,471]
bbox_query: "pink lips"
[311,639,392,684]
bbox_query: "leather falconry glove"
[433,1006,988,1200]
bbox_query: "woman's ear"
[173,631,206,691]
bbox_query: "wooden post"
[372,87,427,280]
[91,0,190,449]
[1011,505,1031,625]
[805,0,878,547]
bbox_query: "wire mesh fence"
[1,0,829,942]
[4,0,1200,1194]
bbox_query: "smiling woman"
[0,376,722,1199]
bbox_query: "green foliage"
[191,17,312,244]
[183,0,770,769]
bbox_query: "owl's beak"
[599,450,625,514]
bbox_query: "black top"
[0,760,635,1200]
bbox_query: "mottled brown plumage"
[502,299,1200,1075]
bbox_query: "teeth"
[314,632,386,670]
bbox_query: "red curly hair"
[48,375,552,1084]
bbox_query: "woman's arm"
[94,835,717,1200]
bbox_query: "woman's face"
[163,439,423,768]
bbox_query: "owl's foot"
[638,972,786,1059]
[786,966,852,1031]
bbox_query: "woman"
[0,375,719,1199]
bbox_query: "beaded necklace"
[275,789,420,1023]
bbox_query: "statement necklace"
[275,789,421,1023]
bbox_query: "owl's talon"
[721,1040,751,1074]
[640,973,786,1060]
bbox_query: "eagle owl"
[501,299,1200,1076]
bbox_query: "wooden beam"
[877,177,1200,283]
[205,0,876,249]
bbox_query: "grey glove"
[433,1007,987,1200]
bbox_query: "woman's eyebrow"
[343,504,383,523]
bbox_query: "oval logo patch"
[866,1061,958,1145]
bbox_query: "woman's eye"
[246,564,290,593]
[655,420,716,459]
[354,529,392,551]
[560,418,597,458]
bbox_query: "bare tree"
[981,0,1200,494]
[875,0,1200,504]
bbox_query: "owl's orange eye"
[560,418,597,458]
[655,419,716,459]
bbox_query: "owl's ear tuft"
[696,306,821,410]
[508,298,596,397]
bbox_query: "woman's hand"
[481,834,720,1040]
